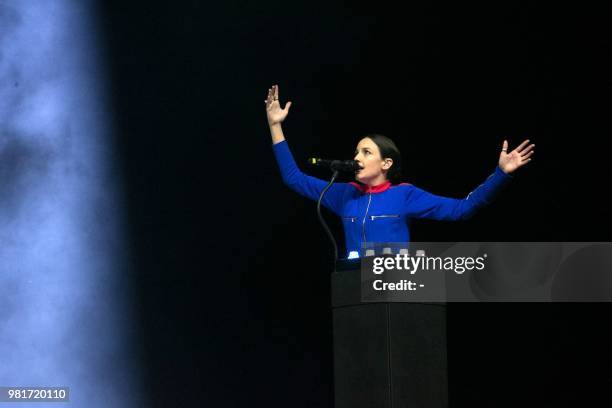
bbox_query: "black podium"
[332,262,448,408]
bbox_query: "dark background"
[101,2,612,406]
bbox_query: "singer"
[265,85,535,258]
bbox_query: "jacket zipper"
[362,193,372,244]
[370,214,400,220]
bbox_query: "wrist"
[497,165,513,177]
[269,122,285,144]
[268,121,282,128]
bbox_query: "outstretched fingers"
[265,86,276,108]
[520,143,535,157]
[513,139,530,153]
[521,150,535,161]
[265,87,271,105]
[265,85,281,106]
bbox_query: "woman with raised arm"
[266,84,534,258]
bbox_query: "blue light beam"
[0,2,143,407]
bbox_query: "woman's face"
[353,137,391,183]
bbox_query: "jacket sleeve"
[404,166,513,221]
[272,140,348,215]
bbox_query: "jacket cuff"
[272,139,288,148]
[495,165,513,180]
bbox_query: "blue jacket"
[273,140,512,257]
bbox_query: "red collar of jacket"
[349,180,392,194]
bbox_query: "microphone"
[308,157,361,172]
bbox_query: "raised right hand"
[265,84,292,126]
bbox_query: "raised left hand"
[498,139,535,174]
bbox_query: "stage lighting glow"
[0,2,143,407]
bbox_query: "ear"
[382,158,393,170]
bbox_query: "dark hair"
[364,134,403,184]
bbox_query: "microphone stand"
[317,170,339,264]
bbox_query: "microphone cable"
[317,170,340,265]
